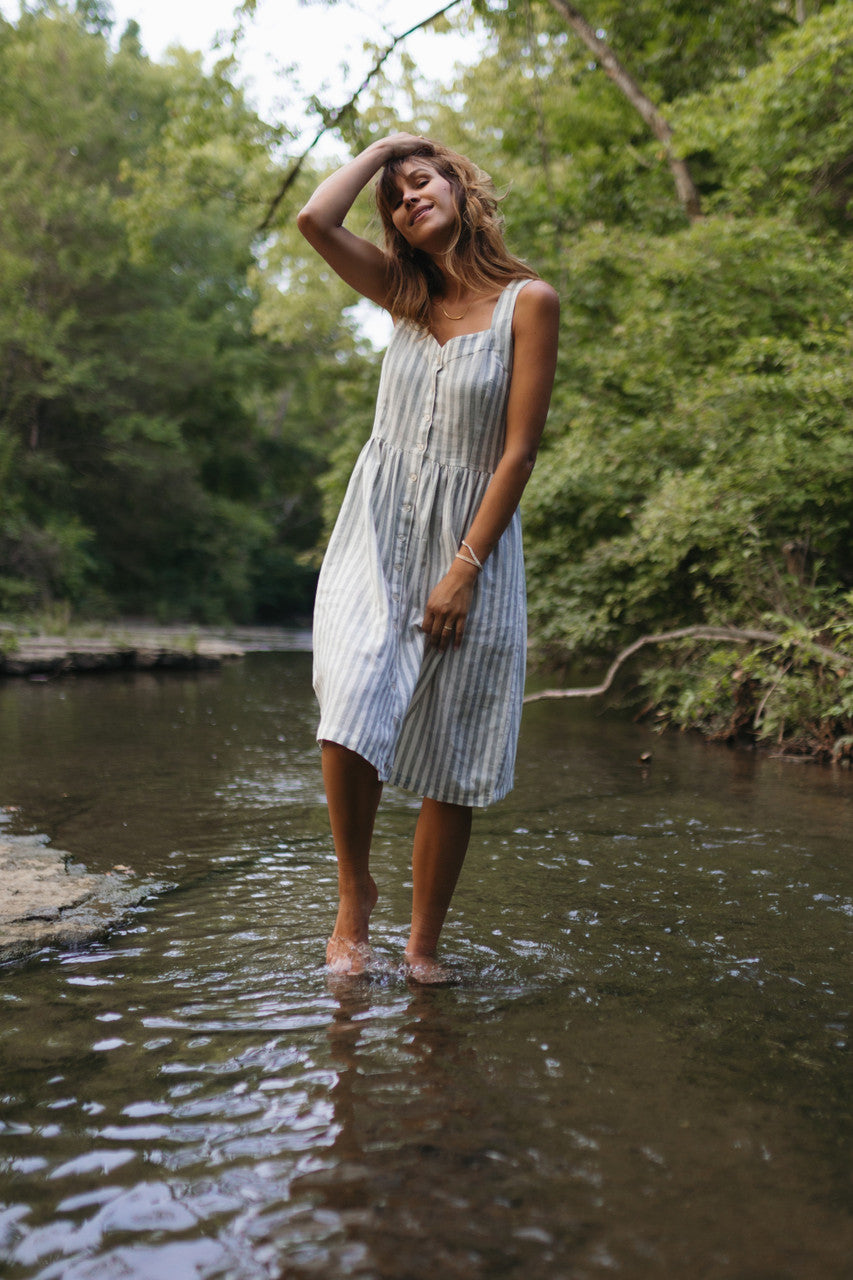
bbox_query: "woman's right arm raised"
[296,134,422,310]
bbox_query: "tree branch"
[256,0,465,232]
[523,625,848,703]
[545,0,702,221]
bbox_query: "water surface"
[1,649,851,1278]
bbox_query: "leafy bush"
[524,217,853,659]
[638,599,853,759]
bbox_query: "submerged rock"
[0,835,169,964]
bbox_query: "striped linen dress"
[312,277,531,807]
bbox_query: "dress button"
[394,562,402,571]
[409,473,417,483]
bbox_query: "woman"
[297,133,559,982]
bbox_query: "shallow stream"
[1,646,851,1278]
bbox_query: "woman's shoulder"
[512,277,560,328]
[514,276,559,306]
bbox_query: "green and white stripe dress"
[312,278,531,808]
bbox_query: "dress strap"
[493,278,534,370]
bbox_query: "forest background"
[1,0,852,759]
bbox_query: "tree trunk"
[545,0,702,221]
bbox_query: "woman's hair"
[374,138,537,328]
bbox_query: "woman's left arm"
[422,280,560,650]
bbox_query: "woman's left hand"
[422,560,479,651]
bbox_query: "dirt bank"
[0,631,244,678]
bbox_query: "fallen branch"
[523,625,846,703]
[257,0,465,231]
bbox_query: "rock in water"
[0,835,169,964]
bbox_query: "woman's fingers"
[422,567,475,649]
[422,607,447,650]
[385,132,429,156]
[453,616,466,650]
[423,611,467,651]
[437,619,455,651]
[425,613,448,650]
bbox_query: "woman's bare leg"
[321,742,383,974]
[404,797,472,982]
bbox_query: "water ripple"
[1,654,851,1278]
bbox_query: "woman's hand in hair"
[379,133,431,158]
[296,137,423,306]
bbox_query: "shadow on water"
[0,650,851,1277]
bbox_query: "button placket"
[415,356,440,459]
[390,349,441,679]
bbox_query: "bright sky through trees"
[0,0,480,137]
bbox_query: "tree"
[0,3,346,620]
[543,0,701,218]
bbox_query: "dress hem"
[387,765,512,810]
[315,729,511,810]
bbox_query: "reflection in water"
[0,651,851,1278]
[292,983,489,1278]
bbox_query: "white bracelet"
[460,540,484,570]
[455,551,481,571]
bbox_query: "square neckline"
[424,279,521,350]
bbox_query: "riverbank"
[528,622,853,767]
[0,832,170,964]
[0,628,246,678]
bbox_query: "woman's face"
[389,159,458,253]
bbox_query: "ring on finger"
[442,625,453,632]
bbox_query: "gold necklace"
[438,297,472,321]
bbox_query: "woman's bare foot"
[402,952,456,985]
[326,936,373,975]
[326,875,378,974]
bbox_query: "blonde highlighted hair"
[374,139,537,329]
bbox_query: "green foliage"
[440,0,811,253]
[674,3,853,231]
[472,0,804,101]
[0,2,345,623]
[640,599,853,758]
[448,0,853,756]
[523,217,853,654]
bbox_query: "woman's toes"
[327,936,372,975]
[401,953,457,985]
